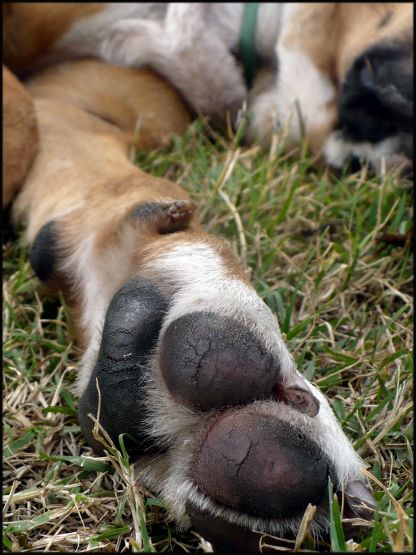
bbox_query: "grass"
[3,119,413,552]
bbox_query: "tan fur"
[12,61,191,238]
[3,3,412,160]
[9,60,248,347]
[255,2,413,153]
[278,5,340,151]
[4,3,412,88]
[3,2,106,75]
[281,4,340,77]
[9,61,191,346]
[2,66,39,207]
[279,3,413,83]
[4,2,411,341]
[136,231,251,285]
[336,3,413,80]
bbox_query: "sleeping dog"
[4,2,414,173]
[3,2,411,552]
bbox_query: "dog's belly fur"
[3,2,411,550]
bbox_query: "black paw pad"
[191,409,329,518]
[158,312,278,410]
[78,277,168,457]
[29,221,59,282]
[339,41,413,156]
[130,199,195,234]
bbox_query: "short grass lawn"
[3,120,413,552]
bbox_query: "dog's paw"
[325,41,413,175]
[99,17,246,124]
[322,129,412,176]
[99,18,163,67]
[77,236,375,551]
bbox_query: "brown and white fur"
[4,3,413,173]
[3,2,410,551]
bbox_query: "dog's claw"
[344,480,377,520]
[130,199,195,234]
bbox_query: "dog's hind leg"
[11,60,193,345]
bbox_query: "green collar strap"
[239,3,260,89]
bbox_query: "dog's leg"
[98,4,246,123]
[12,60,193,344]
[12,60,374,551]
[248,4,339,153]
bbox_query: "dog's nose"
[190,408,329,519]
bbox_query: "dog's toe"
[78,277,168,456]
[158,311,278,409]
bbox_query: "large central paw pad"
[159,312,277,409]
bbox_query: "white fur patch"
[54,3,168,59]
[136,397,365,535]
[248,2,336,146]
[96,4,246,119]
[323,130,407,175]
[249,47,336,144]
[59,229,139,394]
